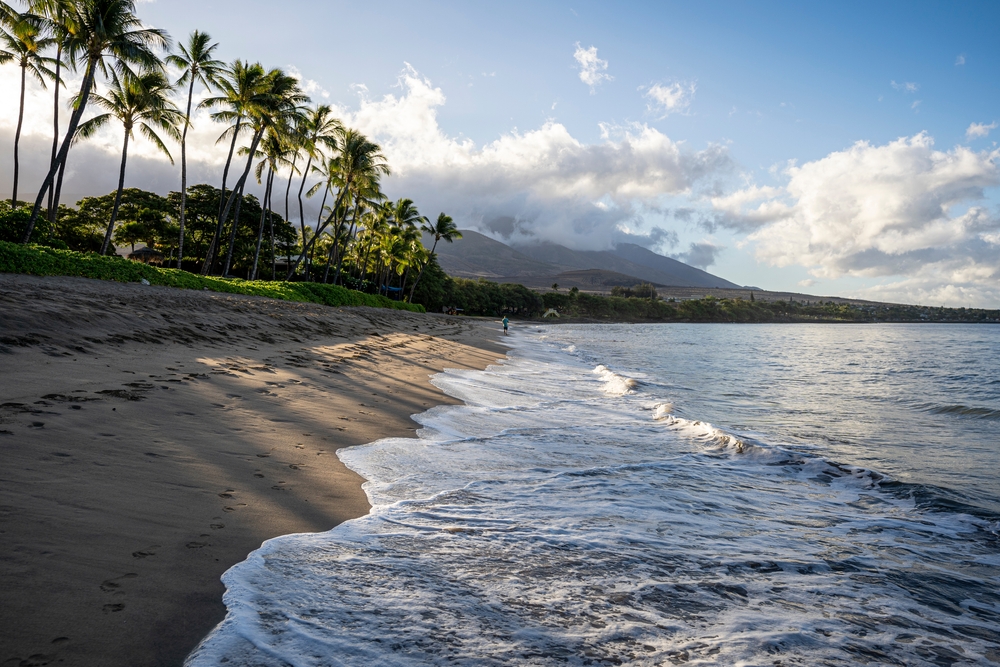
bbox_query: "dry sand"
[0,274,506,667]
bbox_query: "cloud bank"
[712,133,1000,305]
[335,65,730,251]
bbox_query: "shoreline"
[0,274,506,667]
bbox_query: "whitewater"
[188,323,1000,666]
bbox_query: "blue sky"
[3,0,999,305]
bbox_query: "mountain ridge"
[426,229,743,289]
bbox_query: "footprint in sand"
[210,523,224,530]
[100,573,138,595]
[131,545,159,559]
[102,604,125,614]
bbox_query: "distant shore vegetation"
[5,239,999,324]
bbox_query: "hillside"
[421,230,556,278]
[429,230,743,289]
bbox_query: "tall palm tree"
[26,0,75,222]
[75,68,182,254]
[24,0,169,242]
[215,68,306,277]
[199,60,270,273]
[0,12,57,206]
[294,104,340,277]
[286,127,389,279]
[165,30,223,269]
[409,212,461,301]
[249,127,293,280]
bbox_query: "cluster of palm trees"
[0,0,461,298]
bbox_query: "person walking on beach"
[502,316,509,335]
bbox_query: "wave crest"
[593,365,638,395]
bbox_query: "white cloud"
[287,66,330,100]
[712,133,1000,306]
[956,54,966,66]
[891,80,919,93]
[642,81,696,117]
[967,121,998,140]
[573,43,612,92]
[798,279,817,288]
[331,65,729,250]
[911,100,921,110]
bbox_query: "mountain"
[512,242,742,289]
[421,230,556,278]
[428,229,742,289]
[610,243,742,289]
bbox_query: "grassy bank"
[0,242,424,313]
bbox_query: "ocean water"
[187,323,1000,667]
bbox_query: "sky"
[1,0,998,306]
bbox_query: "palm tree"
[294,104,341,277]
[286,127,389,279]
[75,68,182,254]
[215,68,306,277]
[249,127,293,280]
[200,59,262,272]
[26,0,75,222]
[165,30,223,269]
[0,11,57,206]
[24,0,169,242]
[409,212,461,301]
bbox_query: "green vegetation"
[0,241,424,312]
[0,1,456,312]
[405,276,997,323]
[537,292,1000,324]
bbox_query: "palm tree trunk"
[284,153,296,225]
[100,129,130,255]
[269,185,276,280]
[47,39,62,221]
[310,184,329,280]
[408,237,440,303]
[12,64,26,206]
[201,119,242,274]
[178,76,195,269]
[251,167,273,280]
[222,179,245,277]
[333,195,360,285]
[26,58,97,241]
[52,159,67,221]
[296,154,313,276]
[400,266,410,300]
[215,128,264,272]
[285,185,348,280]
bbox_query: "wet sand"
[0,274,506,667]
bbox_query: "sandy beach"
[0,274,506,667]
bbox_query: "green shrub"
[0,241,424,313]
